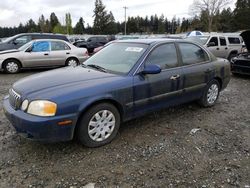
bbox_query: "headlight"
[27,100,57,117]
[21,99,29,111]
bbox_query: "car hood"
[13,66,119,96]
[0,49,19,55]
[241,30,250,51]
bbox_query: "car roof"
[15,33,66,36]
[115,38,179,45]
[32,39,68,42]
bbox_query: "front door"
[22,41,51,67]
[133,43,183,116]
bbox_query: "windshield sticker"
[125,47,143,52]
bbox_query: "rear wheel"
[199,80,220,107]
[66,58,79,67]
[76,103,120,147]
[3,59,21,74]
[228,53,237,62]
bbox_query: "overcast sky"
[0,0,236,27]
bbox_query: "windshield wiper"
[86,64,107,73]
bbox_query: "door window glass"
[179,43,209,65]
[51,41,70,51]
[220,37,227,46]
[145,43,178,69]
[32,41,50,52]
[14,36,31,45]
[228,37,240,44]
[209,37,218,46]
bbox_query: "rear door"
[22,41,51,67]
[133,43,183,115]
[219,37,228,58]
[177,42,215,101]
[50,41,70,65]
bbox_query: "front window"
[14,36,32,45]
[84,43,148,74]
[145,43,178,69]
[31,41,50,52]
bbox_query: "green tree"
[65,13,73,34]
[50,12,59,30]
[38,15,46,32]
[74,17,85,34]
[26,19,38,32]
[53,23,66,34]
[93,0,110,34]
[234,0,250,30]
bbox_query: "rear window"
[228,37,241,44]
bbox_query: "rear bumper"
[3,97,78,142]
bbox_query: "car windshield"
[18,41,33,51]
[186,36,209,45]
[84,42,148,74]
[1,35,17,43]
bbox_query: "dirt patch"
[0,71,249,188]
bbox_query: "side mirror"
[141,64,161,75]
[207,42,216,47]
[26,46,32,52]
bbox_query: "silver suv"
[187,35,243,60]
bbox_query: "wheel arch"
[65,56,79,65]
[2,58,23,69]
[213,77,222,91]
[73,98,124,136]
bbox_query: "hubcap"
[6,62,18,73]
[207,84,219,104]
[88,110,116,142]
[67,59,77,67]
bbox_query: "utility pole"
[123,6,128,35]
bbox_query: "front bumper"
[231,64,250,75]
[3,97,78,142]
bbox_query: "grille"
[9,88,22,110]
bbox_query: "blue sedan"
[3,39,231,147]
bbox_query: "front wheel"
[76,103,120,147]
[199,80,220,107]
[3,59,21,74]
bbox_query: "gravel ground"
[0,70,249,188]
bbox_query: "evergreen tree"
[93,0,110,34]
[74,17,85,34]
[38,15,46,32]
[234,0,250,30]
[50,12,59,30]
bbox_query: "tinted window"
[228,37,240,44]
[32,41,50,52]
[51,41,70,51]
[14,36,31,45]
[220,37,227,46]
[209,37,218,46]
[145,43,178,69]
[179,43,209,65]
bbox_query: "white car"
[0,39,88,73]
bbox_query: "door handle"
[216,48,220,50]
[66,52,70,55]
[204,69,213,73]
[44,53,49,56]
[225,47,228,50]
[170,75,180,80]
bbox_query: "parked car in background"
[0,39,88,73]
[231,30,250,75]
[187,35,243,61]
[0,33,69,52]
[3,39,230,147]
[73,36,108,53]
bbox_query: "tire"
[65,58,79,67]
[228,53,237,62]
[199,80,220,107]
[76,103,120,147]
[3,59,21,74]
